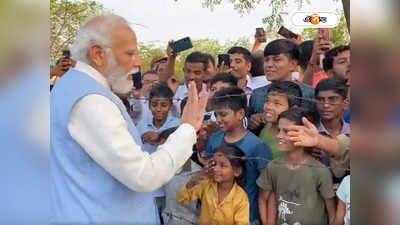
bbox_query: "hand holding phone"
[255,28,266,43]
[217,54,230,67]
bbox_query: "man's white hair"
[70,14,129,64]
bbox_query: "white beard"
[103,52,139,95]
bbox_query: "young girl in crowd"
[178,144,250,225]
[257,108,336,225]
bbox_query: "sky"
[95,0,343,47]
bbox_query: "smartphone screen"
[171,37,193,53]
[132,69,142,89]
[319,28,329,40]
[278,26,298,39]
[62,50,71,59]
[256,28,266,42]
[218,54,230,67]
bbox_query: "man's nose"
[133,56,142,67]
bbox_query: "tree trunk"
[342,0,350,33]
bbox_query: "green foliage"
[50,0,105,61]
[202,0,309,34]
[301,10,350,46]
[139,38,252,80]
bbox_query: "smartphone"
[256,28,266,42]
[319,28,329,40]
[278,26,298,39]
[62,50,70,59]
[132,68,142,90]
[217,54,230,67]
[170,37,193,53]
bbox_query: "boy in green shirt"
[258,81,303,159]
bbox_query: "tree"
[50,0,105,61]
[301,10,350,46]
[201,0,349,35]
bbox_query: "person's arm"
[69,82,208,193]
[302,35,330,86]
[334,199,346,225]
[159,40,177,83]
[177,177,207,204]
[288,117,340,157]
[325,198,336,225]
[258,189,271,225]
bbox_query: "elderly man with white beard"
[50,14,208,225]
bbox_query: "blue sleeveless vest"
[51,69,159,224]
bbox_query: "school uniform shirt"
[136,115,181,197]
[177,179,250,225]
[257,155,335,225]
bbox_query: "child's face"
[149,97,172,121]
[263,91,290,123]
[264,53,297,82]
[277,118,297,152]
[210,81,231,98]
[214,107,244,132]
[316,90,346,121]
[213,152,241,184]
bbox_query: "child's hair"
[278,107,318,126]
[159,126,178,141]
[264,39,300,61]
[267,81,303,107]
[298,40,314,71]
[211,87,247,112]
[315,78,348,99]
[322,45,350,71]
[210,72,238,87]
[227,46,253,63]
[149,83,174,102]
[214,144,247,188]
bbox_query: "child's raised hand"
[203,159,216,178]
[186,171,208,189]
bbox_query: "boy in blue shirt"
[136,84,181,224]
[206,87,272,224]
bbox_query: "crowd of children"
[51,31,349,225]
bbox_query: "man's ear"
[238,108,246,120]
[246,61,252,73]
[89,44,107,71]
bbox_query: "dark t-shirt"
[206,131,272,222]
[257,155,335,225]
